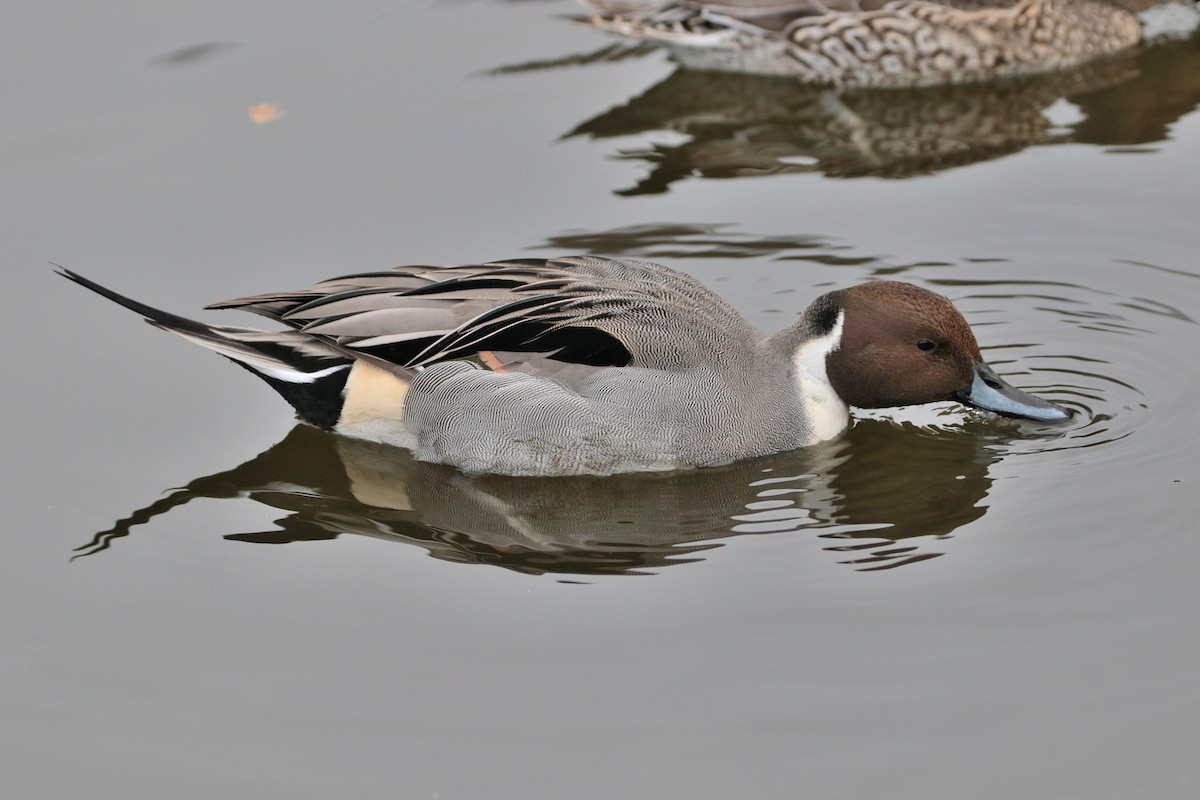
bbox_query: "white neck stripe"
[792,310,849,444]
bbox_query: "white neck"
[791,310,849,444]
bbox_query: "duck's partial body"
[576,0,1143,87]
[61,257,1068,476]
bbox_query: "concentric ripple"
[930,269,1194,466]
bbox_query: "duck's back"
[582,0,1142,87]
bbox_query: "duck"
[59,256,1069,476]
[573,0,1144,88]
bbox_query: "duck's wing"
[209,256,762,375]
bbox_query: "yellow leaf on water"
[249,103,286,125]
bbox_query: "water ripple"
[928,270,1195,477]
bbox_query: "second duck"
[576,0,1144,87]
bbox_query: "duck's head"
[820,281,1070,423]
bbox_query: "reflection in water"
[544,30,1200,194]
[1070,29,1200,144]
[539,222,864,263]
[485,42,658,75]
[148,42,241,67]
[73,419,1012,575]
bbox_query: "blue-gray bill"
[956,361,1071,423]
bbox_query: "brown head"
[820,281,1069,422]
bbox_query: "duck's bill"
[955,361,1071,423]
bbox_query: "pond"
[5,2,1200,798]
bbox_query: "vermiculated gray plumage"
[214,256,837,474]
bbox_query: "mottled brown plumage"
[578,0,1143,86]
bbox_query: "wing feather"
[207,256,763,374]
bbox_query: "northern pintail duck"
[60,257,1068,476]
[575,0,1144,87]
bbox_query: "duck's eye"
[917,339,936,352]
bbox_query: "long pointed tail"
[57,268,352,428]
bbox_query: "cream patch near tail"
[335,360,416,449]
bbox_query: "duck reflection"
[552,29,1200,194]
[74,418,1009,574]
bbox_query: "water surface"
[5,2,1200,798]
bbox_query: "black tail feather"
[57,267,351,428]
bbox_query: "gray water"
[5,2,1200,798]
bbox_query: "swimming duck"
[574,0,1144,87]
[59,257,1068,476]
